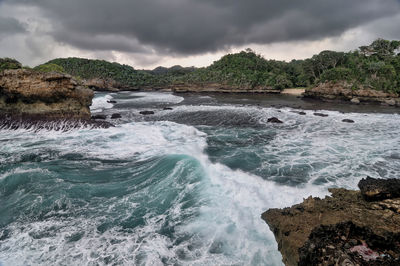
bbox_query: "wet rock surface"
[140,110,155,115]
[359,177,400,201]
[314,112,329,117]
[262,177,400,266]
[267,117,283,123]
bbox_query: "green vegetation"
[0,58,22,72]
[35,39,400,92]
[34,63,66,73]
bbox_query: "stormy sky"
[1,0,400,69]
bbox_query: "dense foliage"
[40,39,400,92]
[46,58,160,87]
[0,58,22,72]
[34,63,66,73]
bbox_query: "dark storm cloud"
[4,0,400,54]
[0,16,25,36]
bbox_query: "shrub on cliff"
[0,58,22,72]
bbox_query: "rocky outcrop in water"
[304,82,400,106]
[0,69,93,119]
[0,69,113,129]
[262,177,400,266]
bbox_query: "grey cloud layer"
[0,16,25,36]
[3,0,400,54]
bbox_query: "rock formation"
[262,177,400,266]
[83,78,137,92]
[0,69,93,119]
[304,81,400,106]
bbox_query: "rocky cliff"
[262,177,400,266]
[0,69,93,119]
[304,82,400,106]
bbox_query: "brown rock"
[0,69,93,119]
[304,81,400,106]
[262,186,400,266]
[358,177,400,201]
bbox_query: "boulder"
[267,117,283,123]
[0,69,93,119]
[351,98,360,104]
[342,119,355,123]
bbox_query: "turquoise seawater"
[0,92,399,265]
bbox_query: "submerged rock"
[92,114,107,120]
[262,178,400,266]
[342,119,355,123]
[107,100,117,104]
[163,107,173,110]
[0,69,93,119]
[111,113,122,119]
[140,110,154,115]
[267,117,283,123]
[313,112,329,117]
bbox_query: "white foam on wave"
[90,94,114,113]
[125,91,184,104]
[1,106,400,265]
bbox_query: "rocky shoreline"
[304,82,400,107]
[262,177,400,266]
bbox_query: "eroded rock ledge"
[304,82,400,106]
[0,69,112,129]
[262,177,400,266]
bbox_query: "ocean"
[0,92,399,265]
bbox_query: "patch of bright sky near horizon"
[0,2,399,69]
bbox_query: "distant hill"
[44,57,158,88]
[148,65,197,75]
[32,38,400,93]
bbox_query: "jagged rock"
[111,113,121,119]
[314,112,329,117]
[262,178,400,266]
[139,111,154,115]
[298,221,400,266]
[359,177,400,201]
[342,119,355,123]
[304,81,400,106]
[92,114,107,120]
[0,69,93,119]
[267,117,283,123]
